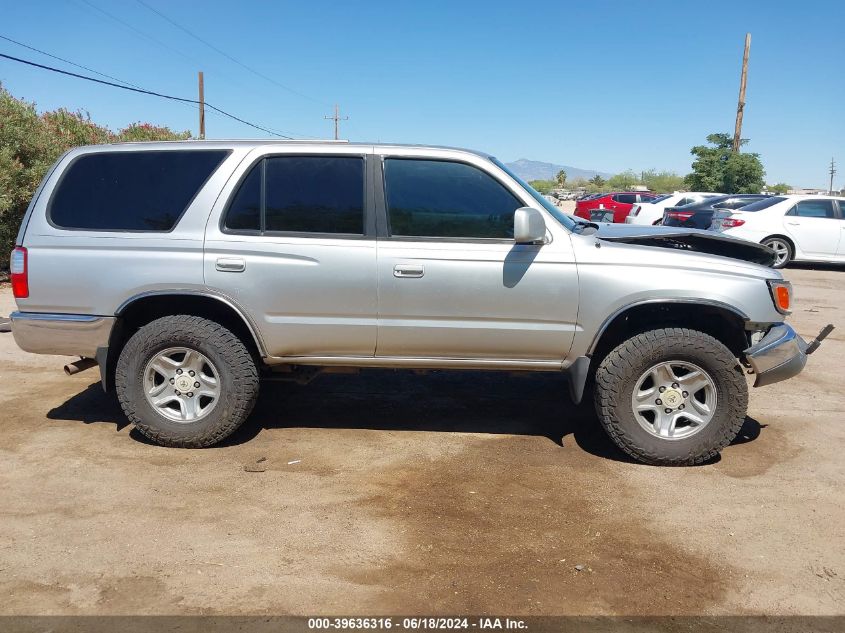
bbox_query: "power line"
[0,33,141,89]
[134,0,327,106]
[0,52,294,138]
[74,0,205,69]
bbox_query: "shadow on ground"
[47,369,764,465]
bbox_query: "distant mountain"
[505,159,612,183]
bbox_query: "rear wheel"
[762,237,792,269]
[116,315,259,447]
[594,328,747,466]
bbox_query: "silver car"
[8,141,832,465]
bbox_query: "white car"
[626,192,719,225]
[711,195,845,268]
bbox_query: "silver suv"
[9,141,831,465]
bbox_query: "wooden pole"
[733,33,751,153]
[198,71,205,140]
[333,104,339,140]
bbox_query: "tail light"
[631,205,640,216]
[666,211,694,220]
[10,247,29,298]
[720,218,746,228]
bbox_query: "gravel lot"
[0,267,843,616]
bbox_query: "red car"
[575,192,660,223]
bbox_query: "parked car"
[662,194,770,229]
[626,192,720,226]
[9,141,831,466]
[711,195,845,268]
[575,192,660,223]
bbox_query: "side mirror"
[514,207,546,244]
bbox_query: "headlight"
[768,279,792,315]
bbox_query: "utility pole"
[829,158,837,195]
[732,33,751,153]
[324,104,348,140]
[198,71,205,140]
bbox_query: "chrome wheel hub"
[143,347,220,423]
[631,360,717,440]
[767,240,789,266]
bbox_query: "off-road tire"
[594,328,747,466]
[115,315,259,447]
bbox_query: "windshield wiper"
[572,218,600,232]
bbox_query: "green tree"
[769,183,790,194]
[589,174,606,189]
[0,84,192,268]
[555,169,567,187]
[528,179,556,194]
[684,132,765,194]
[641,169,685,193]
[606,170,639,191]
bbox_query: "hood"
[590,224,776,266]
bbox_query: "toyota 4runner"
[9,141,832,465]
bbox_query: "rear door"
[610,193,636,222]
[782,199,840,258]
[204,147,378,359]
[374,153,579,363]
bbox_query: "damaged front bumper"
[744,323,833,388]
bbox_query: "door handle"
[786,222,800,226]
[216,257,246,272]
[394,264,424,278]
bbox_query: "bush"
[0,84,192,270]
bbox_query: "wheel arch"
[761,234,795,252]
[588,299,750,366]
[99,291,266,391]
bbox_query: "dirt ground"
[0,267,843,617]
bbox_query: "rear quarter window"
[48,150,229,231]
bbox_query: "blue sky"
[1,0,843,187]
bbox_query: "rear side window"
[715,198,756,210]
[49,150,228,231]
[788,199,836,218]
[384,159,522,239]
[613,193,636,204]
[737,196,786,212]
[224,156,364,235]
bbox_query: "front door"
[205,150,378,358]
[374,156,579,362]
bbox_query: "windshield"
[736,196,786,211]
[645,194,671,204]
[491,158,577,230]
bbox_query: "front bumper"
[10,312,115,357]
[744,324,809,388]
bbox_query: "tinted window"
[223,156,365,235]
[265,156,363,233]
[716,197,759,210]
[613,193,637,204]
[736,196,786,212]
[50,150,228,231]
[676,197,694,206]
[789,199,836,218]
[384,159,522,238]
[224,163,261,231]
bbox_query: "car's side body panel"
[12,140,796,382]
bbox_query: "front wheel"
[594,328,748,466]
[762,237,793,269]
